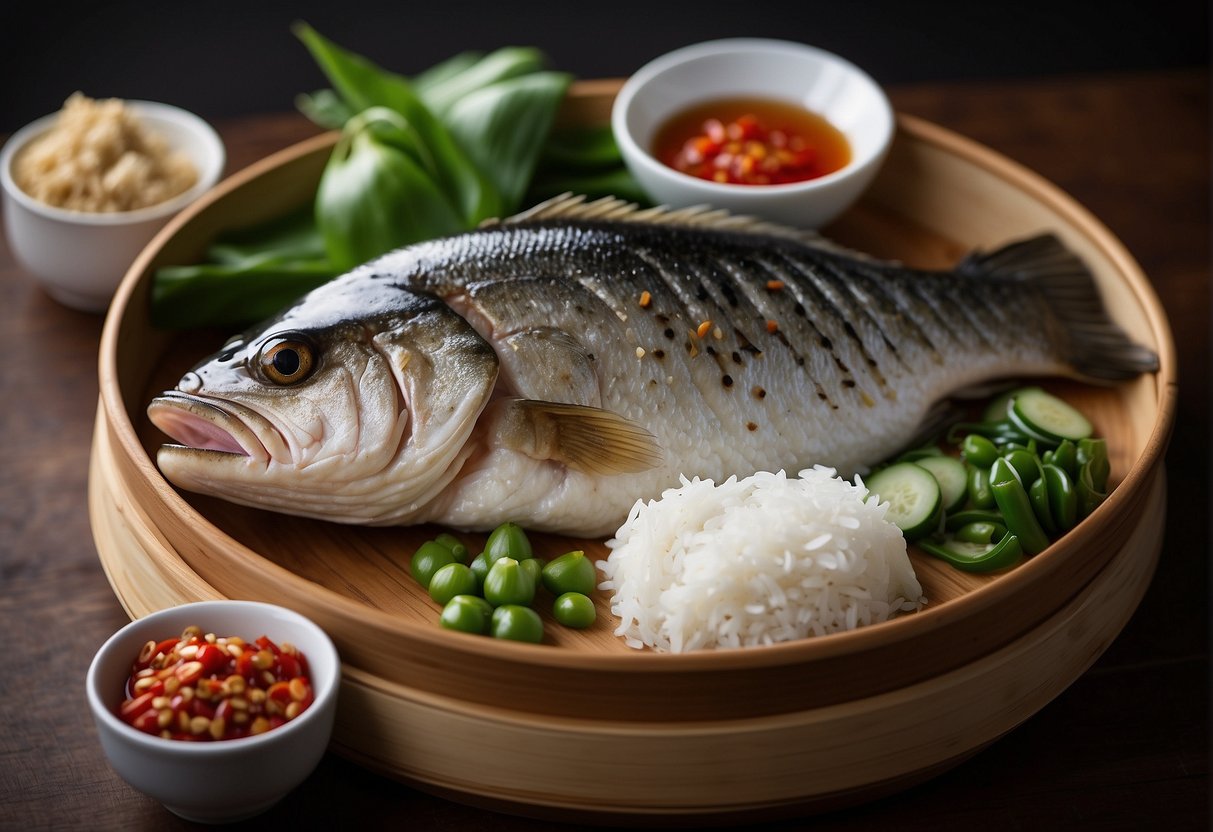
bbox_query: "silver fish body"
[148,198,1157,536]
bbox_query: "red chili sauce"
[118,626,314,741]
[652,97,851,186]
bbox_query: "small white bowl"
[0,100,224,312]
[86,601,340,823]
[612,39,894,228]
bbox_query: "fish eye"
[257,334,317,386]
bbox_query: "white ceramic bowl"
[0,100,224,312]
[612,39,894,228]
[85,601,340,823]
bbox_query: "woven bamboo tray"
[90,80,1176,820]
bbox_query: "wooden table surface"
[1,69,1207,829]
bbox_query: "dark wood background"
[0,4,1208,829]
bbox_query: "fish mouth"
[148,391,278,463]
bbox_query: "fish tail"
[957,234,1159,381]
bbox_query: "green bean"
[960,434,999,468]
[990,458,1051,555]
[966,465,995,509]
[1044,439,1078,479]
[1028,477,1057,535]
[945,509,1004,531]
[919,532,1023,573]
[1043,463,1078,531]
[1002,448,1041,486]
[953,521,1007,545]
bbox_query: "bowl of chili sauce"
[86,600,340,823]
[612,39,894,228]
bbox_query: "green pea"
[553,592,596,629]
[440,595,493,635]
[428,563,478,605]
[483,558,535,607]
[410,540,456,588]
[541,550,597,596]
[434,533,469,563]
[484,522,533,565]
[469,552,490,591]
[519,556,544,588]
[490,605,544,643]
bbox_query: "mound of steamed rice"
[598,466,926,652]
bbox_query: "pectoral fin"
[492,398,662,475]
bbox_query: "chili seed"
[289,678,309,702]
[250,717,270,735]
[209,718,225,741]
[157,710,173,729]
[181,625,202,639]
[189,716,210,735]
[248,688,267,705]
[285,702,302,720]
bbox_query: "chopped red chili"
[118,627,314,741]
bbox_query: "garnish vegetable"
[864,387,1111,573]
[152,25,644,329]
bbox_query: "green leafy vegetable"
[294,22,502,226]
[151,208,337,330]
[151,24,644,330]
[317,107,466,270]
[444,71,571,209]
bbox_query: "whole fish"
[148,196,1158,536]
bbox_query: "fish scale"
[147,196,1158,536]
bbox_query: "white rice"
[598,466,926,653]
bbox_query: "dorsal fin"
[481,193,890,262]
[481,192,817,240]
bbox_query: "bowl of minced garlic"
[1,93,224,312]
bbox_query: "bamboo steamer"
[91,81,1176,819]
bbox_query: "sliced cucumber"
[981,387,1027,422]
[864,462,942,541]
[913,455,968,514]
[1011,388,1093,443]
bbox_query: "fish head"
[147,274,499,524]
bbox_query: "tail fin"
[957,234,1159,381]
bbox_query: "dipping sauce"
[652,98,851,186]
[118,626,314,741]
